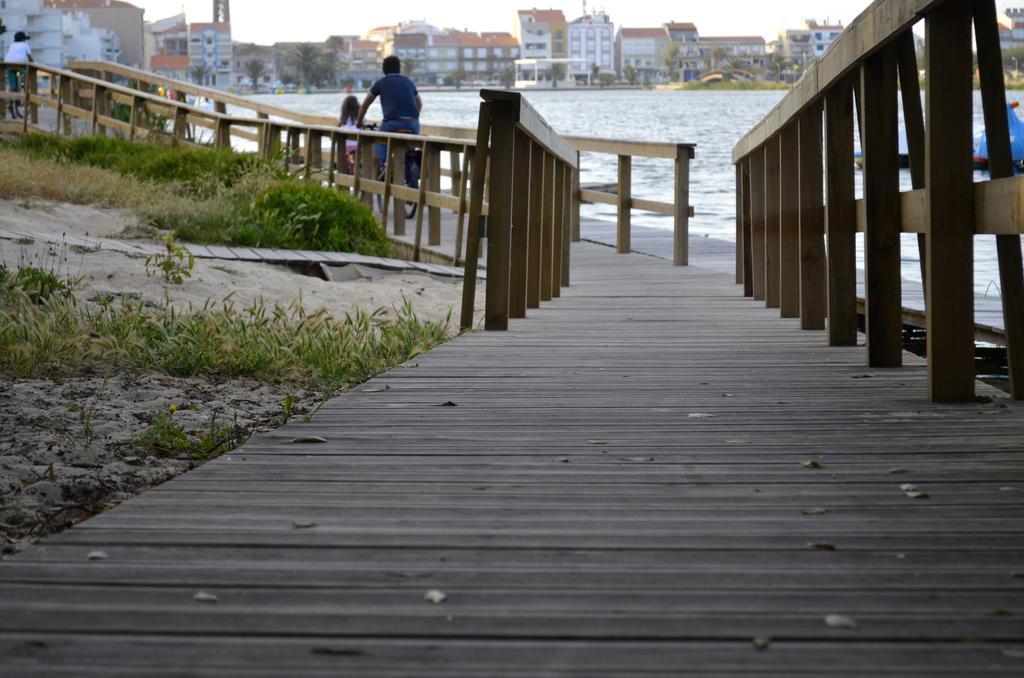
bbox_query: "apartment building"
[231,42,277,91]
[0,0,119,66]
[45,0,144,67]
[514,8,567,59]
[616,27,668,80]
[454,31,519,82]
[698,35,766,73]
[188,22,232,87]
[663,21,701,81]
[567,12,614,79]
[805,20,842,58]
[778,19,841,66]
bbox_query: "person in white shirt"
[4,31,32,120]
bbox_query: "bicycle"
[363,122,421,220]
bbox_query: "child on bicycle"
[338,94,360,174]
[4,31,32,120]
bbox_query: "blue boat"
[973,102,1024,171]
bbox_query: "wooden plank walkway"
[3,240,1024,675]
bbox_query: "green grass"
[0,286,451,388]
[0,134,391,257]
[135,407,246,461]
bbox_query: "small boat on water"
[854,102,1024,172]
[973,102,1024,171]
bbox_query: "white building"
[616,26,668,81]
[0,0,118,67]
[187,21,232,88]
[567,12,614,79]
[806,19,843,58]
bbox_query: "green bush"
[0,264,71,304]
[243,182,391,256]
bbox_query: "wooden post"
[779,122,801,318]
[128,95,139,140]
[763,137,781,308]
[509,129,531,319]
[453,148,471,265]
[413,141,430,262]
[861,46,903,367]
[735,163,743,284]
[358,137,375,206]
[897,30,929,294]
[617,154,631,253]
[428,145,442,246]
[825,77,859,346]
[214,100,226,115]
[741,157,753,297]
[460,103,492,331]
[552,161,566,298]
[674,145,692,266]
[173,107,188,144]
[561,162,571,287]
[541,152,555,302]
[215,119,231,150]
[798,104,826,330]
[749,149,766,301]
[26,66,38,127]
[924,2,975,401]
[975,0,1024,399]
[91,84,101,135]
[380,137,394,229]
[449,149,462,198]
[571,151,581,242]
[485,102,516,330]
[527,141,545,308]
[304,130,323,178]
[392,140,407,236]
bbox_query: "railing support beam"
[764,138,781,309]
[779,123,801,318]
[825,77,858,346]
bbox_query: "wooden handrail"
[68,60,695,257]
[461,91,577,330]
[731,0,1024,404]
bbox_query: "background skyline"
[128,1,961,44]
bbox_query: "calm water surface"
[244,89,1020,298]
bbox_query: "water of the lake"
[243,88,1022,299]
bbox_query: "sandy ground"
[0,199,483,555]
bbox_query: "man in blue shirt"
[356,55,423,166]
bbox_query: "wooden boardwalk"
[3,239,1024,674]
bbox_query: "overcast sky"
[131,1,1013,44]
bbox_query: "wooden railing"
[732,0,1024,403]
[1,61,485,266]
[459,91,577,331]
[67,61,695,265]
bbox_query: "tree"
[767,51,786,82]
[404,58,418,79]
[623,64,639,86]
[591,62,600,85]
[661,42,680,81]
[292,43,324,86]
[710,45,729,70]
[190,63,211,86]
[598,72,615,87]
[549,62,566,88]
[499,64,516,88]
[451,67,467,89]
[244,58,267,92]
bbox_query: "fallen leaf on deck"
[588,440,607,445]
[86,550,108,561]
[1002,648,1024,658]
[888,468,909,474]
[801,508,829,516]
[290,436,327,444]
[986,609,1011,617]
[688,413,715,419]
[193,591,218,603]
[424,589,447,604]
[1012,571,1024,579]
[807,541,836,551]
[802,459,825,469]
[1000,487,1018,492]
[555,457,571,464]
[438,401,458,407]
[311,646,367,656]
[622,456,654,463]
[824,614,858,630]
[752,636,770,651]
[292,521,318,529]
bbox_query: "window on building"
[477,47,486,57]
[463,47,473,58]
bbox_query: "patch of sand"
[0,199,483,554]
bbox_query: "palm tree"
[549,62,566,89]
[190,63,211,86]
[244,58,267,92]
[292,43,323,86]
